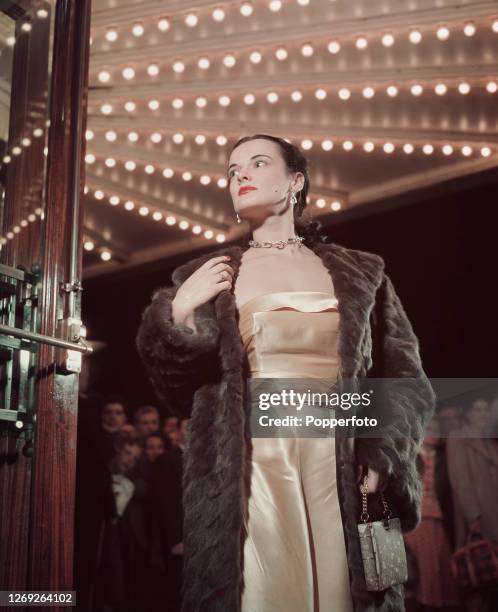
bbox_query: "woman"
[136,134,436,612]
[446,397,498,612]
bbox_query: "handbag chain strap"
[360,474,392,524]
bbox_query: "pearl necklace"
[248,235,305,249]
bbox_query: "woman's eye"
[255,160,266,167]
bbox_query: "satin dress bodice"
[236,291,354,612]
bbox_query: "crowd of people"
[74,384,498,612]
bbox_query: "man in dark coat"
[136,240,436,612]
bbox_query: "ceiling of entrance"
[83,0,498,277]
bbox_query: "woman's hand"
[172,255,234,330]
[357,464,385,493]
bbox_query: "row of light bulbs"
[93,79,498,115]
[1,126,46,166]
[1,6,49,48]
[0,208,44,248]
[95,7,498,43]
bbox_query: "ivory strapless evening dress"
[237,291,354,612]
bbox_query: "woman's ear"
[292,172,305,193]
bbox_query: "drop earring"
[236,213,241,223]
[290,192,298,205]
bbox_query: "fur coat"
[135,239,436,612]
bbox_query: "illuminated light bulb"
[458,82,471,95]
[363,141,375,152]
[193,225,202,234]
[382,33,394,47]
[269,0,282,11]
[403,143,414,154]
[486,81,498,93]
[101,251,112,261]
[331,201,341,211]
[338,88,351,100]
[480,146,492,157]
[85,153,96,164]
[28,214,36,222]
[105,130,117,142]
[355,36,368,50]
[139,206,149,216]
[147,64,160,76]
[198,57,210,69]
[422,144,434,155]
[163,168,174,178]
[383,142,395,154]
[33,128,43,137]
[492,19,498,33]
[442,144,453,155]
[321,140,334,151]
[166,216,176,225]
[151,132,162,143]
[436,26,450,40]
[35,207,43,215]
[249,51,262,64]
[109,195,120,205]
[343,140,354,151]
[124,201,135,210]
[105,29,118,42]
[132,22,144,37]
[145,164,155,174]
[6,36,15,46]
[411,84,423,96]
[185,13,198,27]
[6,232,14,239]
[298,0,310,4]
[84,185,89,194]
[301,44,314,57]
[98,70,111,83]
[105,157,116,168]
[240,3,253,16]
[172,98,184,109]
[217,178,228,188]
[21,138,31,147]
[461,145,473,156]
[3,155,11,163]
[463,22,476,36]
[219,95,231,106]
[148,99,160,110]
[195,97,207,108]
[100,103,113,115]
[153,211,163,221]
[182,171,192,181]
[223,55,236,67]
[327,40,341,54]
[362,86,375,98]
[12,226,21,234]
[204,230,214,239]
[21,22,32,32]
[20,220,28,227]
[386,85,398,97]
[158,18,170,32]
[200,175,211,185]
[179,220,189,230]
[94,190,104,200]
[84,240,94,251]
[301,139,313,150]
[316,199,326,208]
[216,234,226,243]
[172,133,184,144]
[267,92,279,103]
[195,134,206,145]
[125,160,136,171]
[435,83,447,95]
[315,88,327,100]
[291,90,303,102]
[124,101,136,112]
[275,47,288,60]
[173,61,185,73]
[409,29,422,44]
[122,66,135,80]
[216,135,227,146]
[127,131,139,142]
[36,8,49,18]
[212,8,225,21]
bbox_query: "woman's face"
[467,398,491,431]
[227,138,302,219]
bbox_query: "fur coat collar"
[136,239,436,612]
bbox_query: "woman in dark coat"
[136,134,436,612]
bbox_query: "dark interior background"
[82,168,498,416]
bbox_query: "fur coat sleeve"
[135,285,221,419]
[355,272,436,531]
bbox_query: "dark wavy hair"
[229,134,329,246]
